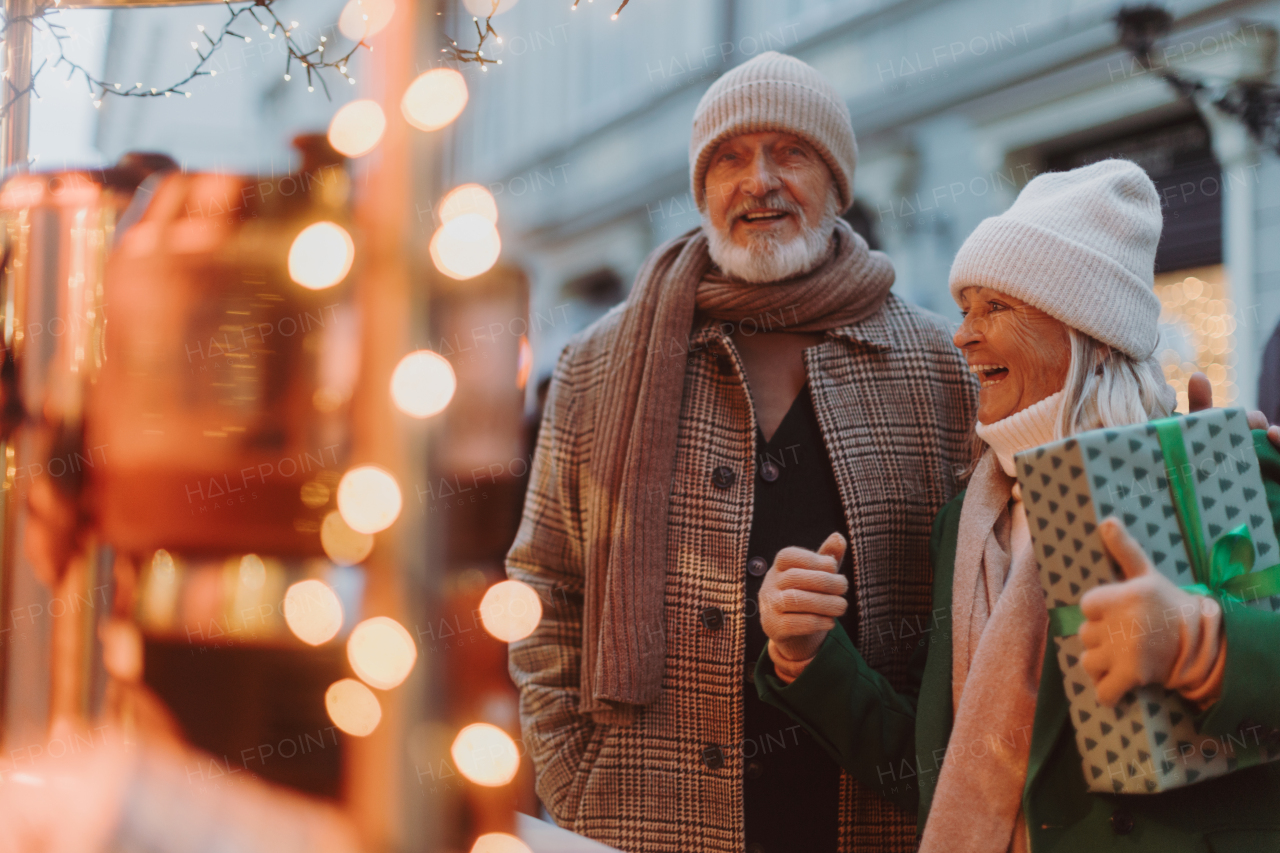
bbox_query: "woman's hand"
[759,532,848,683]
[1078,518,1224,708]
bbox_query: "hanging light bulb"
[283,579,345,645]
[321,510,375,565]
[327,99,386,158]
[471,834,532,853]
[429,213,501,280]
[451,723,519,786]
[390,350,456,418]
[439,183,498,225]
[339,0,395,39]
[288,221,355,290]
[325,678,382,736]
[401,68,468,131]
[347,616,417,689]
[337,465,403,534]
[479,580,542,642]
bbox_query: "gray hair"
[1054,327,1176,438]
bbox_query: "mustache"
[727,193,804,225]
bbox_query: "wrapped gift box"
[1016,408,1280,794]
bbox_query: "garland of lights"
[0,0,369,120]
[442,0,628,70]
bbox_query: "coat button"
[699,606,724,631]
[716,354,735,376]
[759,460,780,482]
[711,466,736,489]
[1110,808,1135,835]
[747,556,768,577]
[745,759,764,779]
[701,744,725,770]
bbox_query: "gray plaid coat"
[508,293,979,853]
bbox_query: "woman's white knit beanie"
[690,51,857,213]
[949,158,1164,360]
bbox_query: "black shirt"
[743,384,858,853]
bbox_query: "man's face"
[703,132,835,249]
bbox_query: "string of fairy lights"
[0,0,369,119]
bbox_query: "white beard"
[703,191,840,284]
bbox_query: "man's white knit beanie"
[690,51,857,213]
[949,158,1164,360]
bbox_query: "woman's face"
[954,287,1072,425]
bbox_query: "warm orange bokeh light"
[390,350,456,418]
[321,510,375,566]
[479,580,542,642]
[288,221,354,290]
[451,723,520,786]
[439,183,498,225]
[401,68,468,132]
[325,678,382,736]
[283,579,345,646]
[471,833,532,853]
[338,0,395,40]
[327,99,387,158]
[429,213,501,280]
[347,616,417,690]
[336,465,403,534]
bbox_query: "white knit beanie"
[949,158,1164,360]
[689,51,857,213]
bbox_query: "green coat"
[757,431,1280,852]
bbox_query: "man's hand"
[1187,371,1280,450]
[1078,518,1222,707]
[759,532,848,683]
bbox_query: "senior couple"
[507,51,1280,853]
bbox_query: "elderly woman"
[755,159,1280,853]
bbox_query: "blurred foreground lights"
[430,213,501,280]
[402,68,468,131]
[479,580,542,642]
[283,579,345,645]
[327,99,386,158]
[321,510,375,565]
[325,678,382,736]
[391,350,456,418]
[239,554,266,590]
[471,834,532,853]
[347,616,417,689]
[289,221,355,290]
[338,0,395,40]
[337,465,403,534]
[452,723,519,786]
[439,183,498,225]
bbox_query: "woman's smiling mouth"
[969,363,1009,388]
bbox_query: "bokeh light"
[288,221,355,290]
[429,213,501,280]
[327,99,386,158]
[337,466,403,534]
[471,834,532,853]
[321,510,375,565]
[338,0,395,40]
[401,68,468,132]
[479,580,542,642]
[239,554,266,590]
[283,579,345,646]
[451,723,519,786]
[325,678,382,736]
[347,616,418,690]
[439,183,498,225]
[390,350,456,418]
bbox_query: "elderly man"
[507,52,977,853]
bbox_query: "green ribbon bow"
[1049,417,1280,638]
